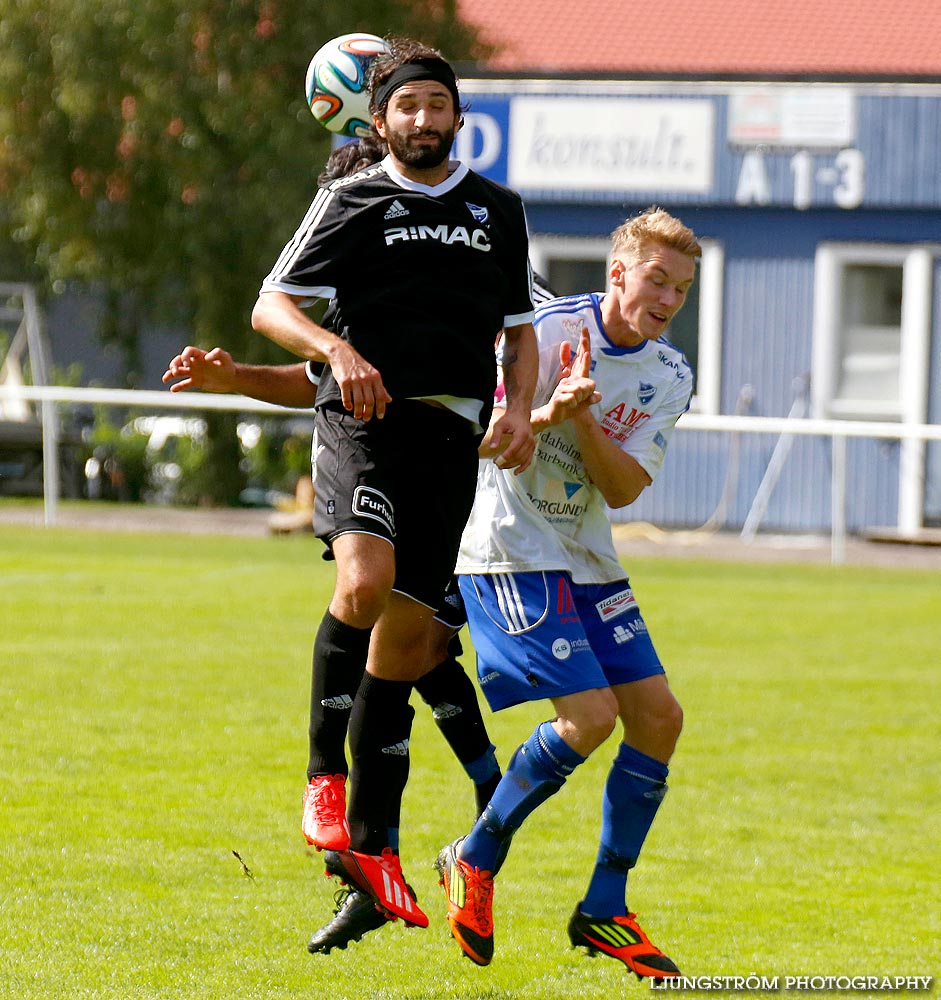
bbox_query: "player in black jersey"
[166,129,558,953]
[250,38,538,930]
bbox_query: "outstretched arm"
[162,345,318,408]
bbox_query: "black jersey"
[306,275,553,388]
[261,156,534,427]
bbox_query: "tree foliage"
[0,0,481,352]
[0,0,484,501]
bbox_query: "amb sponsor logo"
[600,400,651,443]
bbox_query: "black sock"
[307,610,371,780]
[414,654,501,815]
[346,673,414,855]
[414,654,492,765]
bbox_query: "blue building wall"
[460,82,941,210]
[460,81,941,534]
[927,260,941,522]
[521,204,939,534]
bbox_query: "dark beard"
[386,127,455,170]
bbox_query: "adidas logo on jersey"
[384,199,409,219]
[381,740,410,756]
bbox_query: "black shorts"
[434,576,467,631]
[313,400,482,609]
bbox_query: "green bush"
[82,408,312,506]
[84,407,151,502]
[240,418,312,496]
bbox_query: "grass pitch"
[0,522,937,999]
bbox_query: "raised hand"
[545,326,600,423]
[162,346,237,394]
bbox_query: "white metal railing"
[2,383,941,563]
[0,384,311,529]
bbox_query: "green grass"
[0,523,938,999]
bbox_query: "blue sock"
[461,721,585,874]
[581,743,668,918]
[464,744,500,785]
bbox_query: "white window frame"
[529,235,724,415]
[812,241,934,532]
[529,234,612,292]
[812,242,932,423]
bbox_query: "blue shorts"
[459,571,664,712]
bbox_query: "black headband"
[373,58,460,114]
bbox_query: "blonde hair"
[611,206,701,264]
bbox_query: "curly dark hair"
[317,131,388,186]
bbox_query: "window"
[530,235,610,297]
[812,244,932,423]
[812,242,935,534]
[529,235,724,414]
[835,263,902,409]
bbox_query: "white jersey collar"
[381,155,469,195]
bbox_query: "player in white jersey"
[436,207,701,980]
[459,292,692,593]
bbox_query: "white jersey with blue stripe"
[457,291,693,584]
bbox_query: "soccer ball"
[305,32,390,137]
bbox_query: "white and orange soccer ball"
[305,32,390,137]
